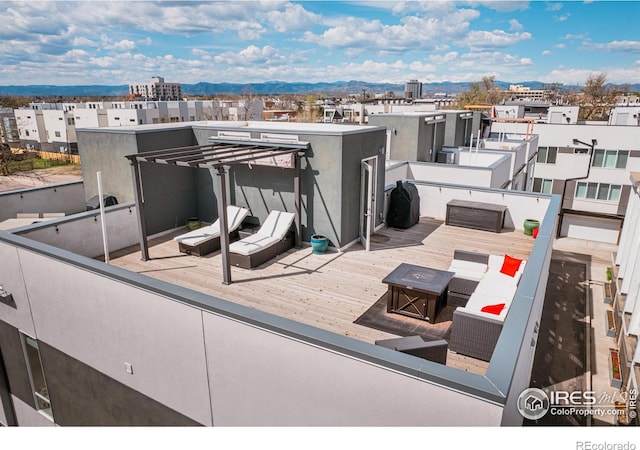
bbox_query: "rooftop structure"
[129,76,182,101]
[491,108,640,244]
[0,120,562,426]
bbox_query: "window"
[20,333,53,419]
[536,146,557,164]
[592,149,629,169]
[575,182,622,202]
[54,131,61,138]
[574,147,589,154]
[67,118,75,125]
[533,178,553,194]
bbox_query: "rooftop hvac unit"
[437,151,455,164]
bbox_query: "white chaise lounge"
[229,210,295,269]
[174,206,249,257]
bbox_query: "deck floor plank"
[110,217,535,375]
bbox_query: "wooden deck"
[110,217,535,375]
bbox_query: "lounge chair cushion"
[229,210,295,256]
[228,234,281,256]
[257,210,295,240]
[174,206,249,248]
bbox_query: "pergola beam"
[125,138,309,284]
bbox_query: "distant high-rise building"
[129,76,182,101]
[404,80,422,99]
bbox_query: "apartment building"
[0,120,558,426]
[128,76,182,101]
[12,99,262,153]
[0,108,19,145]
[404,79,422,99]
[491,106,640,244]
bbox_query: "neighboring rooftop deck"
[110,217,536,375]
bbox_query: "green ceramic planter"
[523,219,540,236]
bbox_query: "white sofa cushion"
[475,272,518,301]
[447,259,488,281]
[461,292,511,321]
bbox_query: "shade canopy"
[126,137,309,284]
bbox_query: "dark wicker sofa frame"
[447,249,506,362]
[446,250,487,307]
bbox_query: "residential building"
[129,76,182,101]
[502,84,547,102]
[11,99,263,153]
[0,108,19,145]
[404,79,422,99]
[491,106,640,244]
[14,108,46,150]
[41,109,77,153]
[0,120,558,426]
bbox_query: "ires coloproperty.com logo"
[517,388,638,420]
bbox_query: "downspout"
[557,140,597,238]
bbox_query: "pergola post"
[129,158,149,261]
[294,153,302,248]
[212,166,232,285]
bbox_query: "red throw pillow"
[481,303,506,315]
[500,254,523,277]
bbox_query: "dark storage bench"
[445,199,507,233]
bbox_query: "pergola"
[125,137,309,284]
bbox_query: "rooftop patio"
[109,216,536,375]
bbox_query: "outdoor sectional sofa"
[447,249,527,362]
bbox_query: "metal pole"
[212,166,232,285]
[294,153,301,248]
[96,171,110,264]
[129,159,149,260]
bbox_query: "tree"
[0,96,30,109]
[579,73,621,121]
[455,76,505,109]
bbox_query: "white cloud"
[72,37,98,48]
[302,9,480,54]
[111,40,136,51]
[460,51,533,67]
[582,40,640,53]
[214,45,292,65]
[546,3,564,12]
[462,30,532,50]
[429,52,459,64]
[542,50,551,56]
[267,3,320,32]
[509,19,523,31]
[467,1,530,12]
[554,14,570,22]
[555,43,566,49]
[192,48,212,60]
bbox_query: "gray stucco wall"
[78,126,199,234]
[369,115,421,161]
[0,233,510,426]
[191,124,385,247]
[0,182,85,222]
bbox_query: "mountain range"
[0,80,636,98]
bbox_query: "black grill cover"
[387,180,420,229]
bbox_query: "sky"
[1,0,640,87]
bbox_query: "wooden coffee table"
[382,263,455,322]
